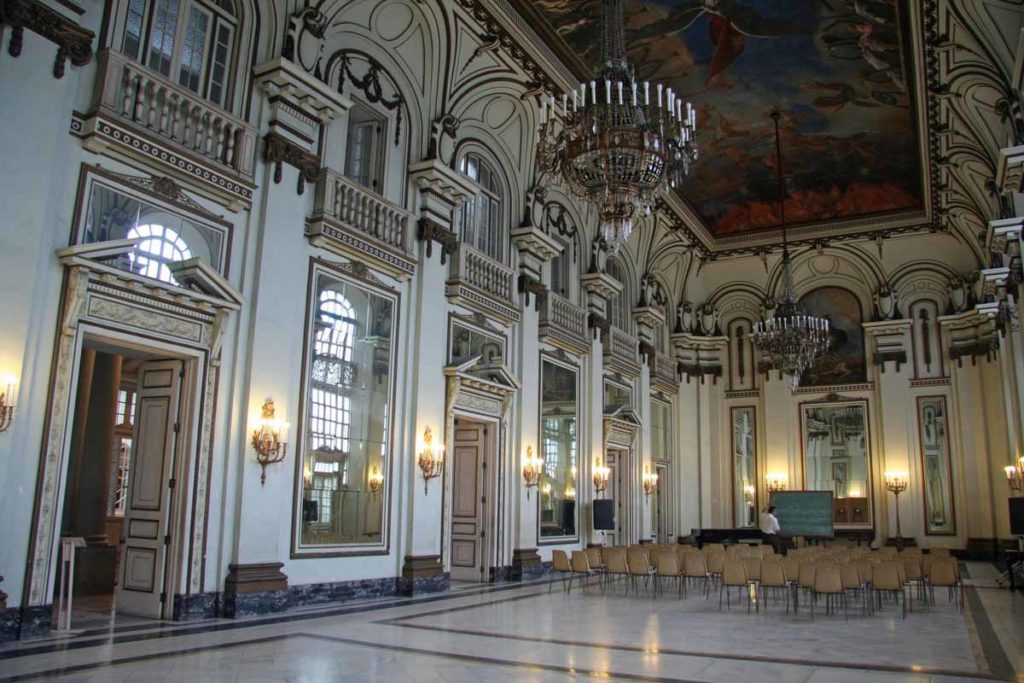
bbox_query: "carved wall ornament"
[427,114,460,162]
[590,235,609,274]
[0,0,94,78]
[588,311,610,343]
[873,284,900,321]
[417,218,458,264]
[327,51,404,146]
[282,6,328,77]
[517,272,547,311]
[675,300,694,334]
[104,169,221,220]
[264,132,320,195]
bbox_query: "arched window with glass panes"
[606,258,631,332]
[121,0,237,107]
[456,152,504,262]
[127,223,193,284]
[549,239,573,301]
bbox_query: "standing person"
[760,505,782,554]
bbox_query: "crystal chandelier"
[751,111,830,389]
[536,0,698,252]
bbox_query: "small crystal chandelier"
[536,0,698,252]
[751,111,830,389]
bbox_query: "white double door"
[114,360,184,618]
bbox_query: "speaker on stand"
[996,498,1024,588]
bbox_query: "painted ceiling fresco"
[530,0,925,238]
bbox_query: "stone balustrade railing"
[315,169,414,256]
[605,326,640,376]
[539,293,589,354]
[450,244,516,306]
[91,49,257,178]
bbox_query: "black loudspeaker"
[1010,497,1024,536]
[593,499,614,531]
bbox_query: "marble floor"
[0,562,1020,683]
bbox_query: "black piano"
[691,528,763,548]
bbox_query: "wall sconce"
[522,446,543,498]
[564,483,576,499]
[417,426,444,494]
[884,470,909,547]
[0,375,17,434]
[368,466,385,495]
[1005,456,1024,492]
[251,399,288,486]
[593,459,610,495]
[766,474,787,492]
[642,466,659,498]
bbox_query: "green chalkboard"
[769,491,834,538]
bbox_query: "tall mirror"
[732,407,757,528]
[296,266,396,551]
[917,397,956,535]
[801,401,871,526]
[540,358,578,540]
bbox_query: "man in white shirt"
[760,505,782,554]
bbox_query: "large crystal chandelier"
[536,0,698,251]
[751,111,830,389]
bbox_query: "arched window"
[127,223,193,284]
[606,258,630,331]
[549,240,572,299]
[456,153,503,261]
[311,290,355,454]
[121,0,236,107]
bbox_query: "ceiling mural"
[528,0,926,238]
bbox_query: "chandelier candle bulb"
[591,80,597,104]
[632,81,637,105]
[657,83,663,107]
[644,81,650,105]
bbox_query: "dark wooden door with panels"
[450,418,492,582]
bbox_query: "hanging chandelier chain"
[535,0,699,252]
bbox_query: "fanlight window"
[456,153,503,261]
[121,0,236,107]
[127,224,193,284]
[606,258,630,331]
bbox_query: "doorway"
[606,448,629,546]
[655,462,669,543]
[449,417,494,582]
[55,339,190,625]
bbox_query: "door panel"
[450,422,487,581]
[115,359,182,618]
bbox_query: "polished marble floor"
[0,562,1021,682]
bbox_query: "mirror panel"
[917,396,956,535]
[296,267,396,550]
[802,401,871,527]
[732,407,757,528]
[540,358,578,540]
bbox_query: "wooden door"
[450,420,487,582]
[606,448,628,546]
[115,360,182,617]
[656,463,669,543]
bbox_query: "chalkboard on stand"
[769,490,834,539]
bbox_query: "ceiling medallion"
[751,111,830,390]
[535,0,698,252]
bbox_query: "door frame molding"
[441,354,518,579]
[23,248,241,614]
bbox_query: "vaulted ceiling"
[516,0,939,251]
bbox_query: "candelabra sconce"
[642,466,659,499]
[884,470,909,549]
[251,399,288,486]
[1005,457,1024,492]
[417,426,444,494]
[522,446,543,499]
[593,460,610,495]
[368,467,385,496]
[0,376,17,434]
[766,475,787,493]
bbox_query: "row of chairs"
[551,545,963,620]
